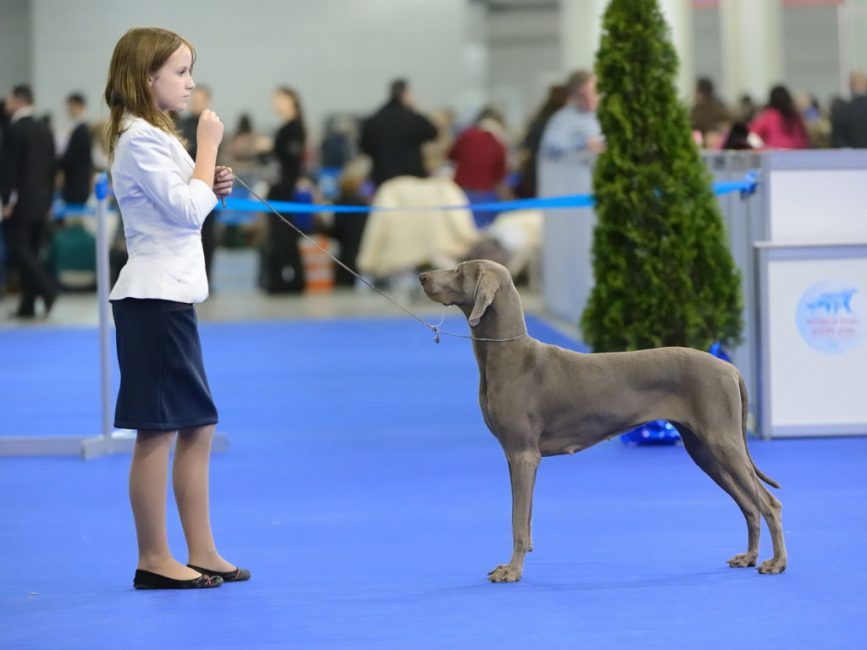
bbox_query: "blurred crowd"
[3,69,867,318]
[689,72,867,151]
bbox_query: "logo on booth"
[796,280,863,354]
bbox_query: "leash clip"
[432,328,441,344]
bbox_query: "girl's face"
[272,91,297,121]
[150,45,195,113]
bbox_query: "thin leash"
[228,175,527,344]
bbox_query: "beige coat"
[357,176,479,277]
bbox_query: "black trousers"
[201,211,217,284]
[2,214,56,315]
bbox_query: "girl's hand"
[197,109,224,150]
[213,166,233,198]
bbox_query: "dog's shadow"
[361,566,740,606]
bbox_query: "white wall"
[12,0,856,140]
[487,6,561,134]
[30,0,474,137]
[692,2,840,106]
[783,5,841,103]
[692,4,722,95]
[0,0,32,99]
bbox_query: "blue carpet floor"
[1,316,865,649]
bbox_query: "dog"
[419,260,787,583]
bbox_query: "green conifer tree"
[580,0,743,352]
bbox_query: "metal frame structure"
[0,174,229,459]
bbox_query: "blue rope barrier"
[218,173,758,214]
[51,172,759,219]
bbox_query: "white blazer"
[109,116,217,304]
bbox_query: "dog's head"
[419,260,513,327]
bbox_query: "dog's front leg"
[489,449,540,583]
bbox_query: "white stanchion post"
[80,172,124,459]
[95,173,113,442]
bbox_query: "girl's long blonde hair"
[104,27,195,158]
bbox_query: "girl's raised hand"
[197,109,224,150]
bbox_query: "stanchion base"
[0,436,88,457]
[83,431,230,460]
[0,432,230,459]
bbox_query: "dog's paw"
[726,552,757,568]
[488,564,522,583]
[758,557,787,574]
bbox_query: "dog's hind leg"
[488,448,540,583]
[696,429,787,574]
[755,483,786,574]
[675,425,761,568]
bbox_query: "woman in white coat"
[105,27,249,590]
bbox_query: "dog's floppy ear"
[468,270,498,327]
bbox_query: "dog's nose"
[418,273,428,285]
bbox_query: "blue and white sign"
[796,280,863,354]
[762,246,867,437]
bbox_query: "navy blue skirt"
[112,298,218,431]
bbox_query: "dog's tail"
[739,373,781,489]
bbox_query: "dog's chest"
[477,364,529,435]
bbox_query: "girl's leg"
[130,430,200,579]
[174,424,235,571]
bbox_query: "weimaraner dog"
[419,260,787,583]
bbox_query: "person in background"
[0,99,7,296]
[360,79,438,186]
[721,121,753,150]
[320,115,356,171]
[226,113,270,178]
[270,87,306,201]
[423,107,457,177]
[515,84,567,198]
[228,114,255,163]
[831,71,867,148]
[58,92,93,205]
[749,84,810,149]
[176,86,218,284]
[0,84,57,318]
[737,93,758,124]
[330,158,370,287]
[260,87,307,293]
[448,106,508,229]
[690,77,732,143]
[539,70,604,160]
[797,92,830,148]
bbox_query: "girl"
[261,87,307,293]
[105,27,249,590]
[749,85,810,150]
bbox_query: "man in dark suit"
[831,71,867,148]
[0,99,8,297]
[0,84,57,318]
[59,92,93,205]
[360,79,438,186]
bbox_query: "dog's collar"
[471,332,528,343]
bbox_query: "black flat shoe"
[133,569,223,590]
[187,564,251,582]
[43,293,57,318]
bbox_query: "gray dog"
[419,260,787,583]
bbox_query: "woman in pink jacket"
[749,85,810,149]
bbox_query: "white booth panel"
[769,170,867,241]
[760,244,867,437]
